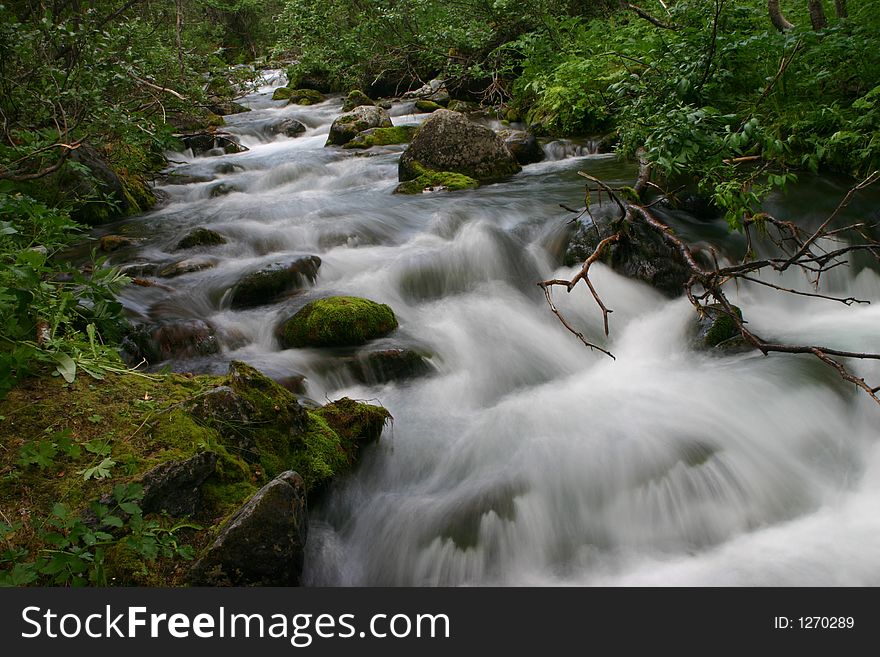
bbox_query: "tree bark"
[808,0,828,29]
[834,0,847,18]
[767,0,794,31]
[176,0,184,79]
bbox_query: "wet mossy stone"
[158,257,216,278]
[99,234,139,252]
[286,88,326,105]
[342,125,418,149]
[271,117,306,137]
[139,452,218,517]
[229,255,321,309]
[272,86,293,100]
[496,129,545,165]
[279,296,398,348]
[226,361,309,436]
[395,161,479,194]
[175,227,227,251]
[694,304,746,350]
[398,109,521,184]
[326,106,393,146]
[189,470,308,586]
[414,99,443,113]
[342,89,375,112]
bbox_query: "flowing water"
[98,75,880,586]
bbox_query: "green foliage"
[0,484,194,587]
[0,189,132,398]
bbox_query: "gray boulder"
[140,452,218,517]
[189,471,308,586]
[326,106,392,146]
[398,110,521,184]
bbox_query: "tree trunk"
[176,0,184,79]
[768,0,794,31]
[834,0,847,18]
[808,0,828,29]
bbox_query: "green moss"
[176,227,227,250]
[342,89,374,112]
[395,162,479,194]
[279,296,398,348]
[314,397,391,446]
[701,304,743,348]
[342,125,418,149]
[272,87,293,100]
[119,171,155,215]
[287,89,325,105]
[415,99,443,113]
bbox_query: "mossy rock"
[342,89,375,112]
[415,99,443,113]
[279,296,398,348]
[99,234,140,252]
[229,256,321,309]
[342,125,418,149]
[326,106,393,146]
[272,87,293,100]
[694,304,745,350]
[287,88,326,105]
[175,227,227,251]
[395,161,479,194]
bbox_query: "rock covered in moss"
[279,296,398,348]
[497,129,545,165]
[342,125,418,149]
[398,110,521,185]
[189,470,308,586]
[286,88,325,105]
[269,117,306,138]
[395,161,479,194]
[415,99,443,113]
[227,361,309,436]
[693,304,747,350]
[272,87,293,100]
[181,132,246,156]
[229,256,321,309]
[326,106,393,146]
[342,89,375,112]
[175,227,227,251]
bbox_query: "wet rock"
[229,255,321,309]
[118,262,159,278]
[347,348,433,384]
[175,228,227,251]
[564,214,692,298]
[189,471,308,586]
[285,89,325,105]
[190,386,259,462]
[497,129,545,165]
[161,172,215,185]
[157,257,216,278]
[398,110,521,185]
[226,361,309,436]
[121,319,220,364]
[446,99,480,113]
[342,89,375,112]
[342,125,418,149]
[275,374,308,395]
[403,78,449,105]
[180,132,246,156]
[208,99,250,116]
[99,235,140,252]
[269,117,306,138]
[279,296,398,348]
[692,304,749,351]
[209,182,239,197]
[414,99,443,113]
[326,106,393,146]
[139,452,218,517]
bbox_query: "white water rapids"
[106,75,880,586]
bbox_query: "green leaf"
[53,353,76,383]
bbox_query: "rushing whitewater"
[105,75,880,586]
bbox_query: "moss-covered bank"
[0,363,390,586]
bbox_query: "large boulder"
[564,212,692,298]
[398,110,521,185]
[326,106,393,146]
[342,125,418,149]
[279,296,398,348]
[497,129,545,165]
[189,471,308,586]
[269,118,306,138]
[229,256,321,309]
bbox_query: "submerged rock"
[157,257,216,278]
[189,470,308,586]
[269,117,307,138]
[121,319,220,365]
[347,348,433,384]
[326,106,393,146]
[693,304,748,351]
[175,227,227,251]
[279,296,398,348]
[229,256,321,309]
[99,234,140,252]
[180,132,246,156]
[398,109,520,186]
